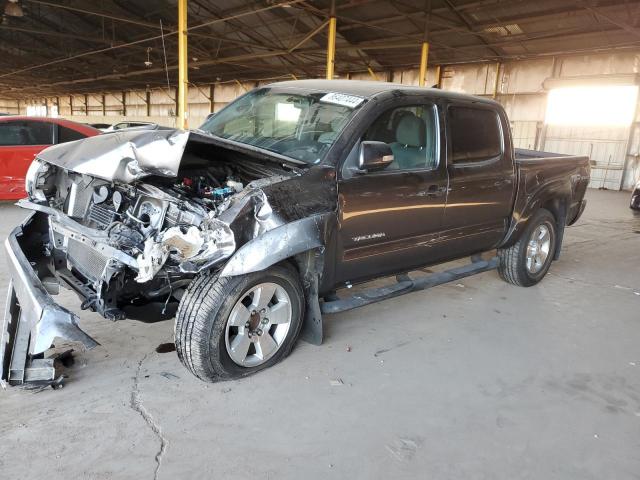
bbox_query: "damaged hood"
[37,127,304,185]
[37,128,191,183]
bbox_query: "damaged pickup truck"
[1,80,590,386]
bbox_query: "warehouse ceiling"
[1,0,640,98]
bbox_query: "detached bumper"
[0,212,98,386]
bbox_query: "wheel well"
[540,198,567,226]
[540,198,567,260]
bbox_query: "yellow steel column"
[177,0,188,129]
[492,62,501,99]
[326,15,336,80]
[418,41,429,87]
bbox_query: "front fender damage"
[219,212,333,347]
[219,215,327,278]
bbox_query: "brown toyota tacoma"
[2,80,590,386]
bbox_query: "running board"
[320,256,499,315]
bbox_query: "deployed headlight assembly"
[24,159,48,201]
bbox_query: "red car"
[0,117,99,200]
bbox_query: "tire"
[498,208,557,287]
[174,264,305,382]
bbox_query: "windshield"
[200,88,365,164]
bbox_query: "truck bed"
[506,148,591,243]
[515,148,593,166]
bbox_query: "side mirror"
[358,141,394,172]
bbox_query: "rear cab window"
[448,105,503,165]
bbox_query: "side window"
[0,123,25,146]
[0,121,53,146]
[363,104,438,170]
[25,121,54,145]
[57,125,86,143]
[449,106,502,164]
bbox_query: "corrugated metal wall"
[544,125,630,189]
[3,51,640,190]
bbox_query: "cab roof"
[267,79,500,106]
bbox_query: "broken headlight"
[25,159,49,202]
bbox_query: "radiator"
[67,238,109,282]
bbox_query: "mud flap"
[294,249,325,346]
[299,274,323,346]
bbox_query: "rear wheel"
[498,208,557,287]
[174,264,304,382]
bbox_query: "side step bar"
[320,255,499,314]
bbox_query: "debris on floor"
[156,342,177,353]
[52,349,75,368]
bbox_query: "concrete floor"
[0,189,639,480]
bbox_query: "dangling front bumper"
[0,212,98,386]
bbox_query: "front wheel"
[498,208,557,287]
[174,264,305,382]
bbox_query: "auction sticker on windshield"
[320,92,365,109]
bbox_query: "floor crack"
[130,353,168,480]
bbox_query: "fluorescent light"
[545,85,639,126]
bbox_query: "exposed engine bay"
[24,136,295,321]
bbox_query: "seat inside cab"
[364,106,438,170]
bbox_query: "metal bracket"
[2,284,56,386]
[23,359,56,384]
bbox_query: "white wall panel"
[545,125,629,189]
[510,121,540,150]
[0,98,19,114]
[500,93,546,121]
[560,53,640,77]
[441,63,492,95]
[501,58,552,94]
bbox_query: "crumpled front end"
[2,131,301,386]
